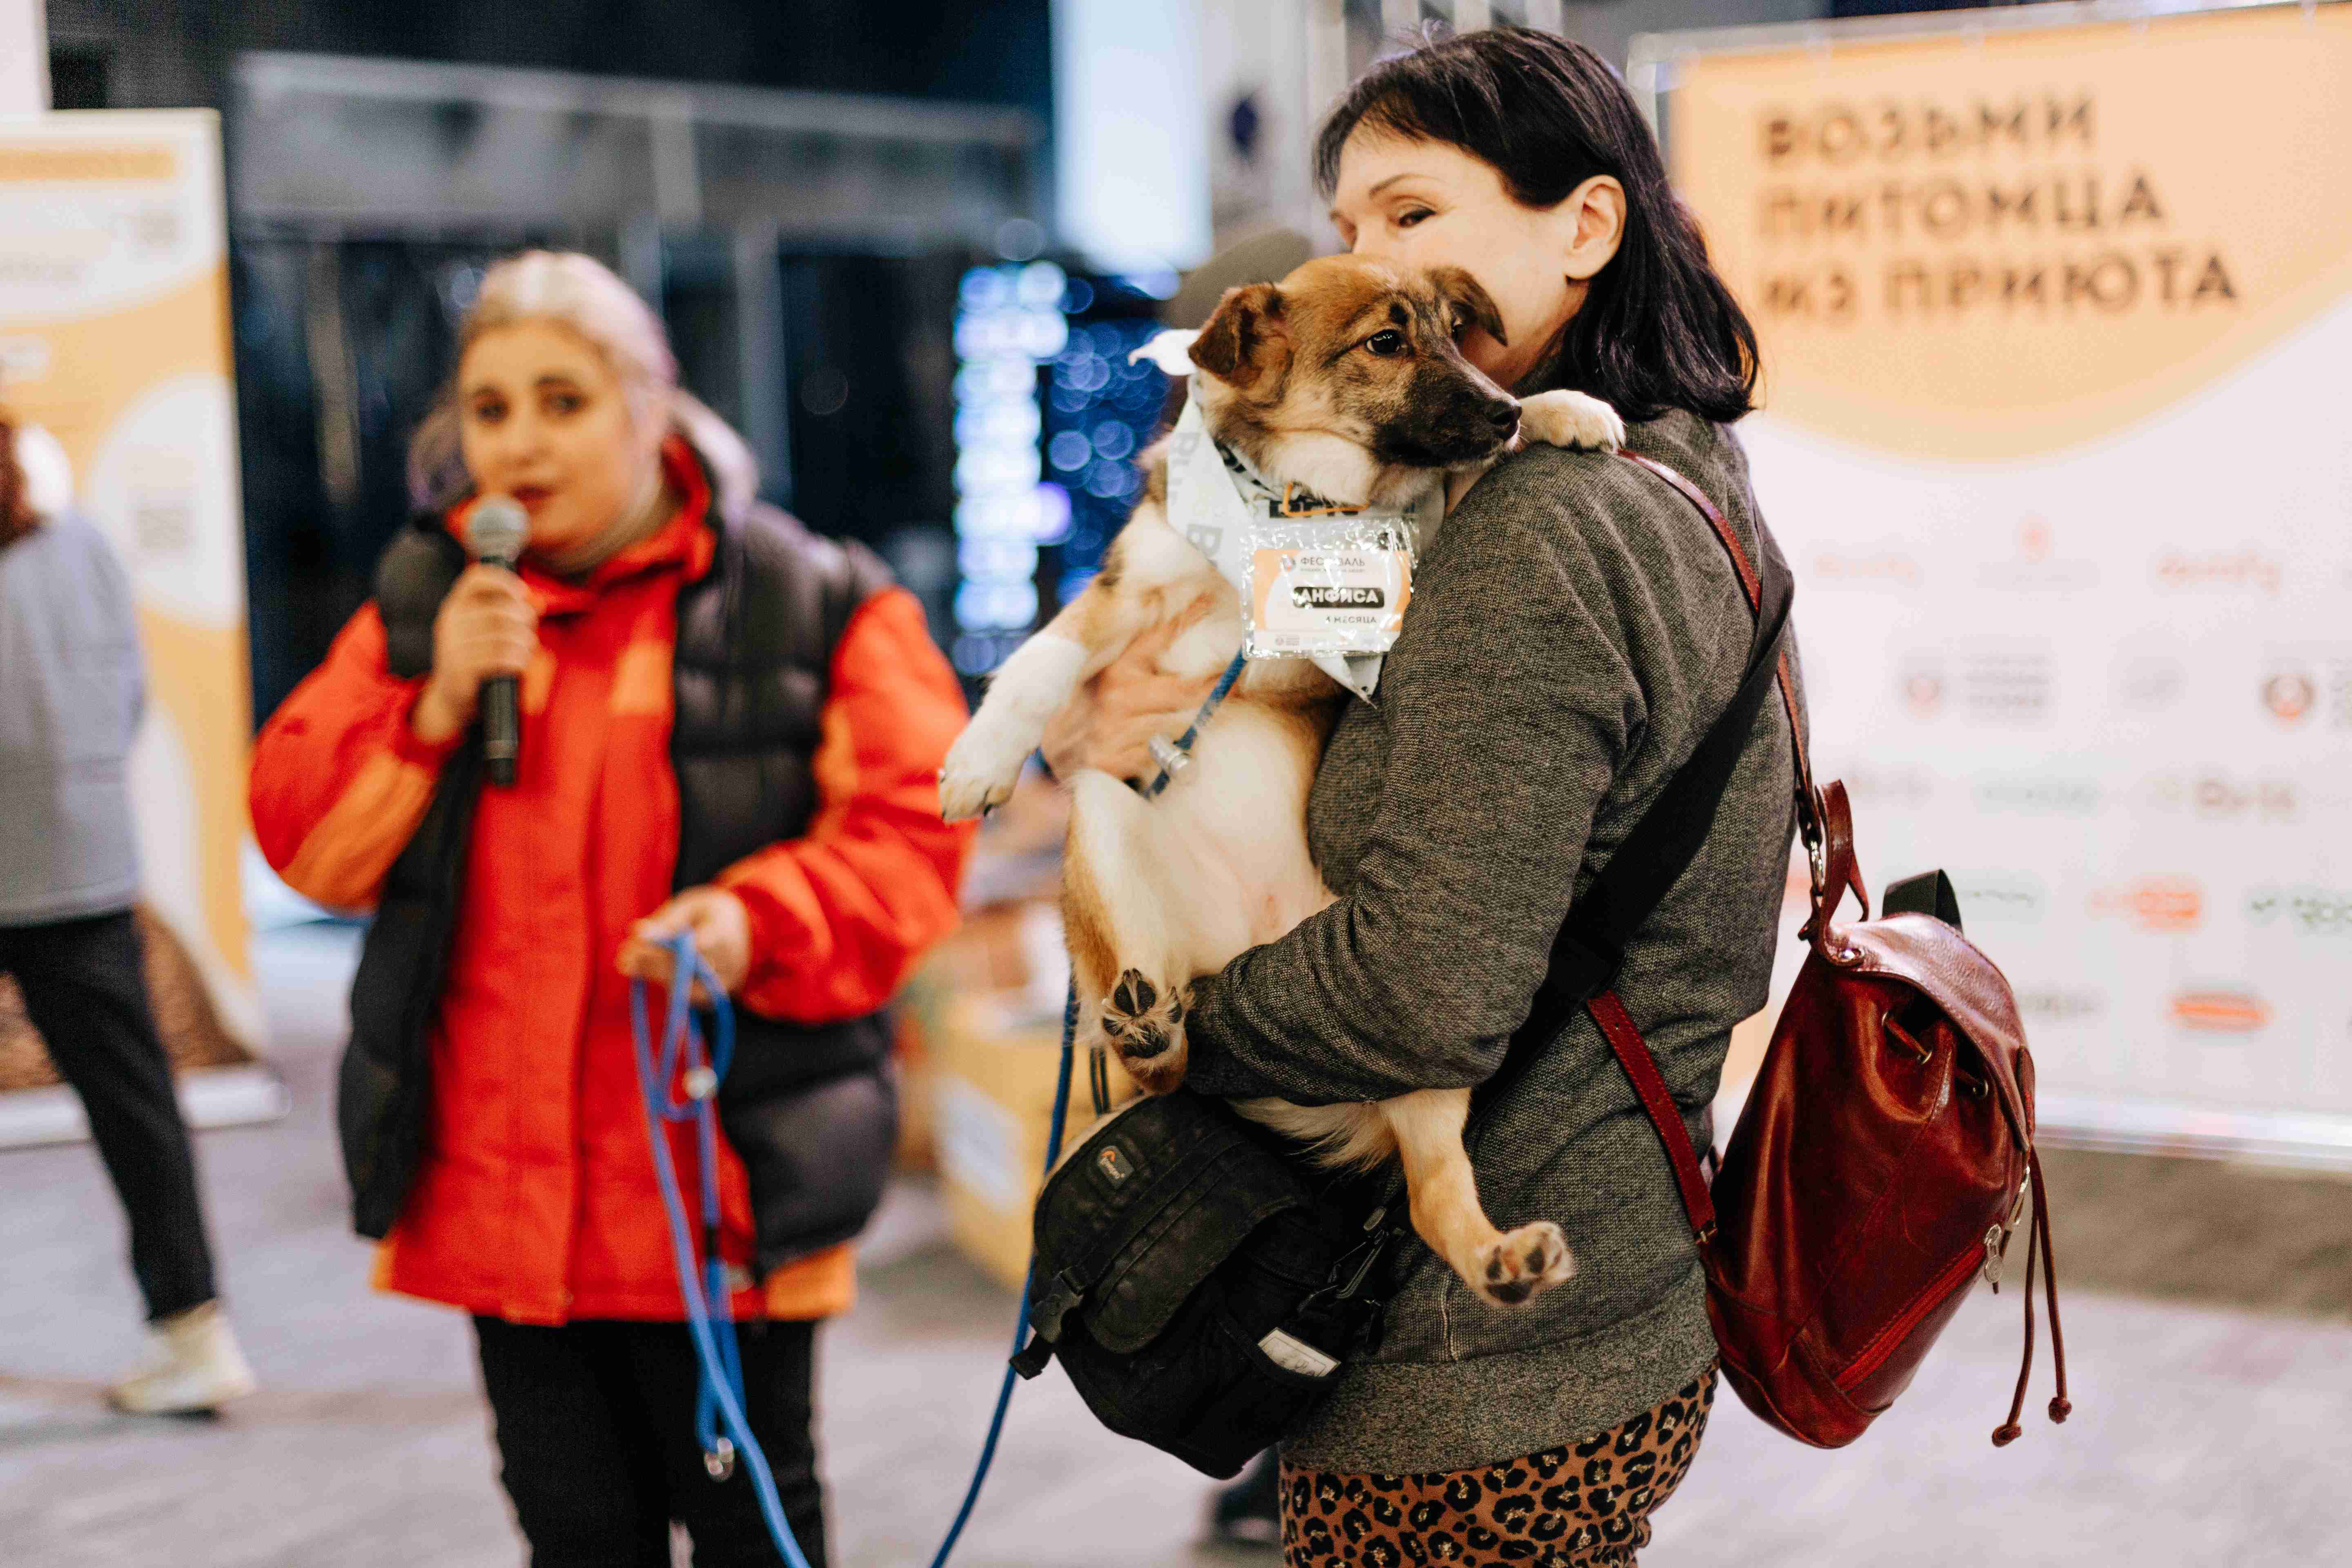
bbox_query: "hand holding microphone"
[411,497,537,782]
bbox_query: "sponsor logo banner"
[1661,4,2352,1125]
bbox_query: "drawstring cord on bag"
[1992,1148,2071,1446]
[630,933,815,1568]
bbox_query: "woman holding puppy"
[250,252,972,1567]
[1049,29,1797,1566]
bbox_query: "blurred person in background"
[0,409,256,1414]
[248,252,972,1568]
[1046,29,1792,1567]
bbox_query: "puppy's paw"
[1100,969,1189,1094]
[937,719,1032,821]
[1474,1221,1577,1306]
[1518,390,1624,453]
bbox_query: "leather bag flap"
[1825,913,2035,1145]
[1032,1093,1307,1356]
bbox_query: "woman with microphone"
[250,251,973,1567]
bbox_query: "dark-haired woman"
[1046,29,1802,1567]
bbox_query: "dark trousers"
[0,909,218,1321]
[474,1316,828,1568]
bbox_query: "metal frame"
[236,51,1038,154]
[1628,0,2352,1175]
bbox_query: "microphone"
[466,495,530,787]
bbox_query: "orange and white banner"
[1648,3,2352,1156]
[0,111,262,1057]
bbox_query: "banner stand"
[1635,1,2352,1174]
[0,111,283,1146]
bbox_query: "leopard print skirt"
[1281,1365,1716,1567]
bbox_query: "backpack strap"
[1574,454,1802,1252]
[1587,991,1716,1244]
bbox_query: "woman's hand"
[1040,614,1223,782]
[617,886,753,1005]
[412,564,540,745]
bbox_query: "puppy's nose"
[1486,399,1521,433]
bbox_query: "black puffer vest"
[337,485,900,1279]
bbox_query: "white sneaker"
[107,1302,258,1414]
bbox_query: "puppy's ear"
[1189,283,1287,390]
[1431,266,1507,347]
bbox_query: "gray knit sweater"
[1184,409,1803,1474]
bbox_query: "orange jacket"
[251,447,973,1323]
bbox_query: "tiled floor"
[2,924,2347,1567]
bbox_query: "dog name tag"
[1246,534,1414,659]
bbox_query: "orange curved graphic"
[1668,5,2352,462]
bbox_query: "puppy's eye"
[1364,330,1407,358]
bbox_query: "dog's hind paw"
[1475,1221,1577,1306]
[1101,969,1189,1094]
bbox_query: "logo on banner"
[1843,765,1936,809]
[2088,876,2202,933]
[2014,988,2106,1023]
[1949,871,2045,922]
[2155,548,2282,596]
[1899,646,2056,724]
[2246,886,2352,937]
[2261,670,2315,725]
[2169,990,2272,1033]
[1980,517,2097,590]
[2259,651,2352,729]
[1899,663,1945,719]
[1960,645,2054,725]
[2143,771,2298,823]
[1975,775,2100,815]
[2114,655,2186,713]
[1812,545,1922,590]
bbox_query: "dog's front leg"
[1516,389,1624,452]
[938,621,1090,821]
[1382,1088,1575,1307]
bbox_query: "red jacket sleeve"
[248,604,459,912]
[715,588,977,1022]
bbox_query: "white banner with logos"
[1641,2,2352,1164]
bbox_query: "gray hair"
[406,249,758,520]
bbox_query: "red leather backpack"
[1597,457,2071,1449]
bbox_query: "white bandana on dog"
[1146,351,1443,704]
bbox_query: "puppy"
[940,255,1622,1305]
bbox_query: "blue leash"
[1140,650,1249,800]
[630,933,815,1568]
[922,984,1080,1568]
[929,648,1249,1564]
[627,652,1251,1566]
